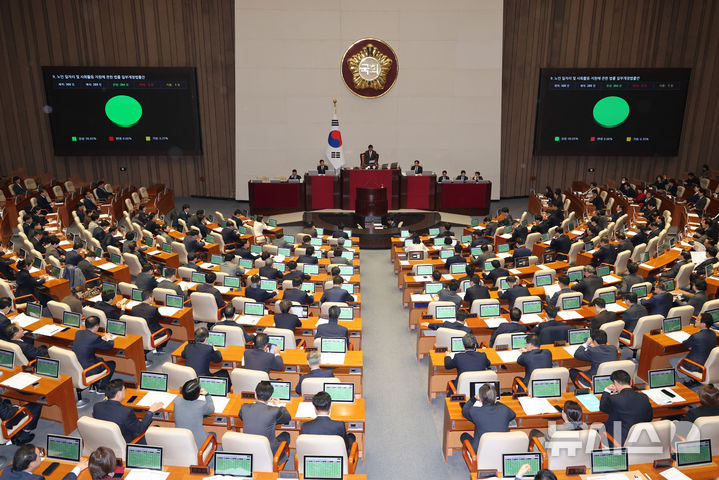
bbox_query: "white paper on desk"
[484,317,507,328]
[158,306,182,317]
[602,275,620,284]
[88,294,102,303]
[626,230,637,236]
[199,262,215,269]
[212,227,223,233]
[570,230,584,235]
[11,313,39,328]
[33,324,65,337]
[413,275,432,282]
[442,274,454,280]
[431,246,441,251]
[518,396,556,415]
[295,401,318,419]
[178,281,198,290]
[605,303,626,313]
[95,262,117,271]
[399,260,410,266]
[123,301,140,310]
[659,467,693,480]
[537,264,552,271]
[509,268,521,275]
[209,395,231,414]
[496,350,522,363]
[563,345,582,356]
[642,388,685,405]
[671,247,683,252]
[215,286,231,294]
[236,315,261,325]
[499,233,512,239]
[557,310,583,321]
[137,391,176,409]
[665,331,691,343]
[520,314,544,324]
[543,284,561,298]
[320,352,346,365]
[146,250,161,256]
[497,252,512,259]
[411,294,433,302]
[124,469,170,480]
[58,241,72,248]
[587,249,597,254]
[1,372,41,389]
[28,267,40,274]
[680,241,694,248]
[691,251,706,264]
[639,263,654,269]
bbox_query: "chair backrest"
[161,362,197,390]
[493,333,513,349]
[320,302,348,317]
[630,243,646,263]
[567,242,584,266]
[427,301,456,317]
[528,367,570,395]
[524,232,541,251]
[64,180,75,193]
[626,315,664,349]
[190,292,220,323]
[556,292,583,310]
[177,266,194,280]
[230,368,269,393]
[698,347,719,385]
[48,346,88,388]
[153,287,178,304]
[145,427,198,466]
[77,416,127,460]
[666,305,694,327]
[121,314,154,350]
[592,286,617,302]
[699,298,719,315]
[596,359,636,381]
[47,300,71,320]
[261,327,295,348]
[614,250,631,275]
[514,296,542,313]
[475,431,529,472]
[599,320,625,348]
[107,245,122,258]
[469,298,500,315]
[694,416,719,455]
[221,432,274,473]
[646,237,658,258]
[231,296,255,314]
[118,282,137,297]
[546,429,600,470]
[52,185,64,198]
[122,253,143,277]
[296,434,349,475]
[0,339,29,366]
[300,377,341,396]
[532,269,556,285]
[456,371,499,397]
[212,325,246,347]
[172,241,189,264]
[435,327,469,349]
[82,306,108,330]
[625,420,674,465]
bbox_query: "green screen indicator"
[105,95,142,127]
[593,96,629,128]
[71,136,77,141]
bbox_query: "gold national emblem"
[346,44,393,90]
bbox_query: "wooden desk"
[0,366,78,434]
[637,326,719,381]
[92,259,131,283]
[471,463,719,480]
[249,315,363,350]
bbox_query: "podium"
[341,168,400,210]
[355,187,387,218]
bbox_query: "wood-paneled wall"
[0,0,234,197]
[501,0,719,197]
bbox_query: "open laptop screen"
[503,453,542,478]
[591,448,628,474]
[568,328,590,345]
[199,376,229,397]
[675,439,712,468]
[140,371,168,392]
[126,445,163,471]
[592,375,613,394]
[435,306,456,320]
[531,378,561,398]
[303,456,343,480]
[47,434,81,462]
[323,382,354,402]
[0,349,15,369]
[214,452,252,477]
[663,317,682,333]
[648,368,675,389]
[35,357,60,378]
[561,295,582,310]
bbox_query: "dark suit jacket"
[517,348,553,384]
[0,313,11,340]
[437,288,462,307]
[537,324,573,345]
[640,292,673,317]
[11,339,46,360]
[621,304,648,334]
[157,279,184,299]
[631,231,648,247]
[244,286,275,303]
[15,270,45,298]
[317,165,329,174]
[274,313,301,331]
[284,270,310,282]
[486,268,509,285]
[94,300,121,320]
[464,285,490,306]
[512,246,532,259]
[445,255,467,268]
[134,272,158,292]
[547,287,572,307]
[283,288,313,305]
[300,415,354,450]
[593,245,617,266]
[618,273,643,294]
[574,344,618,378]
[315,321,349,343]
[296,368,334,394]
[72,330,114,369]
[499,285,531,310]
[682,329,717,371]
[129,302,162,333]
[490,322,527,347]
[196,283,226,308]
[93,399,154,442]
[428,321,472,334]
[686,291,708,316]
[590,310,618,331]
[572,275,603,302]
[239,402,291,452]
[182,342,223,376]
[461,400,516,451]
[297,255,319,265]
[183,236,203,255]
[444,350,490,385]
[243,348,283,374]
[599,388,652,444]
[319,287,354,303]
[410,165,423,174]
[259,266,284,280]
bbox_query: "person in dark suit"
[693,189,710,214]
[72,316,116,391]
[681,278,708,316]
[516,333,553,390]
[221,225,241,247]
[547,275,572,308]
[239,381,291,453]
[134,264,158,292]
[0,399,43,445]
[82,191,99,212]
[14,260,49,305]
[590,190,605,212]
[296,351,335,394]
[93,379,162,443]
[427,308,473,335]
[499,276,530,310]
[455,170,469,182]
[0,297,14,340]
[470,231,491,247]
[571,266,603,302]
[196,271,226,308]
[6,326,47,361]
[437,279,462,307]
[94,289,121,320]
[177,203,192,225]
[301,391,356,452]
[319,276,354,303]
[588,298,617,332]
[283,261,310,283]
[438,170,450,182]
[531,305,562,337]
[182,327,228,379]
[4,444,89,479]
[245,274,278,303]
[288,169,301,181]
[258,255,284,280]
[9,176,26,196]
[510,221,529,246]
[283,277,314,305]
[157,268,185,300]
[693,246,718,278]
[464,275,490,307]
[187,211,208,237]
[640,281,673,317]
[362,145,379,169]
[297,245,319,265]
[570,330,618,387]
[444,333,490,387]
[630,227,648,248]
[512,242,531,262]
[129,290,163,333]
[619,293,648,339]
[317,159,329,174]
[243,333,284,374]
[410,160,423,174]
[485,260,509,286]
[315,305,349,343]
[592,237,617,267]
[618,261,643,295]
[183,231,205,257]
[213,305,254,345]
[670,313,717,385]
[490,307,527,347]
[234,239,254,260]
[274,299,302,331]
[460,384,516,453]
[680,384,719,423]
[444,244,467,269]
[600,370,653,444]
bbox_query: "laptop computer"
[522,300,542,315]
[62,311,82,328]
[106,319,127,336]
[484,261,495,272]
[568,328,591,345]
[428,227,440,236]
[320,337,347,365]
[303,264,320,275]
[26,302,42,319]
[648,368,676,389]
[503,453,542,478]
[239,258,253,269]
[435,305,456,320]
[663,316,682,333]
[599,291,616,304]
[479,303,501,318]
[191,272,206,283]
[535,274,553,287]
[131,288,143,302]
[450,337,465,353]
[591,448,628,474]
[213,452,252,478]
[161,243,172,253]
[511,333,529,350]
[561,295,582,311]
[567,270,583,282]
[270,381,291,401]
[531,378,561,398]
[224,276,241,289]
[0,349,15,369]
[126,444,163,471]
[301,282,316,294]
[323,382,354,403]
[400,230,410,238]
[665,278,676,292]
[206,331,226,348]
[338,264,354,275]
[416,265,433,276]
[210,254,223,265]
[515,257,530,268]
[497,243,510,254]
[592,374,613,394]
[450,263,466,274]
[596,265,611,277]
[243,302,264,316]
[425,282,443,294]
[340,284,354,295]
[140,371,168,392]
[675,439,713,468]
[267,335,285,352]
[46,434,81,462]
[338,307,353,320]
[630,284,648,298]
[278,247,291,257]
[439,249,453,259]
[498,278,510,290]
[35,357,60,378]
[102,282,117,296]
[166,294,184,308]
[290,305,309,318]
[303,456,343,480]
[110,253,122,265]
[542,252,556,264]
[260,279,277,291]
[199,376,229,397]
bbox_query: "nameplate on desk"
[435,347,448,353]
[450,394,466,402]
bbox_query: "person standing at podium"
[410,160,423,175]
[363,144,379,169]
[317,159,329,174]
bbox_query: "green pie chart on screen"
[593,96,629,128]
[105,95,142,127]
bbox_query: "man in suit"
[410,160,423,174]
[72,315,116,392]
[301,391,357,452]
[631,227,648,247]
[234,239,254,260]
[510,221,529,246]
[94,289,121,320]
[187,211,209,237]
[592,237,617,267]
[221,225,241,247]
[317,159,329,174]
[288,169,301,181]
[243,333,284,374]
[571,266,603,302]
[589,298,617,331]
[297,245,319,265]
[437,279,462,307]
[82,191,99,212]
[427,307,472,335]
[640,280,672,316]
[5,325,47,361]
[681,278,708,315]
[93,379,162,443]
[315,305,350,343]
[438,170,450,182]
[464,275,490,307]
[490,308,527,347]
[455,170,468,182]
[178,203,192,225]
[9,176,26,196]
[239,381,291,454]
[460,384,516,453]
[274,300,302,331]
[257,255,283,280]
[283,277,314,305]
[693,189,710,214]
[570,330,618,387]
[670,313,717,385]
[245,274,278,303]
[693,246,718,278]
[329,248,351,265]
[516,333,553,390]
[618,262,643,295]
[182,327,228,379]
[213,305,254,345]
[444,333,490,387]
[590,190,605,212]
[270,233,291,249]
[283,260,310,283]
[130,289,163,334]
[15,260,50,305]
[512,241,531,262]
[319,276,355,303]
[470,231,491,247]
[619,293,648,339]
[296,351,335,394]
[196,271,226,308]
[134,264,158,292]
[0,297,14,340]
[485,260,509,286]
[157,268,186,299]
[532,305,562,336]
[600,370,653,445]
[183,231,205,257]
[499,276,530,310]
[362,145,379,169]
[547,274,572,308]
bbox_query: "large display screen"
[534,68,690,156]
[42,66,202,155]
